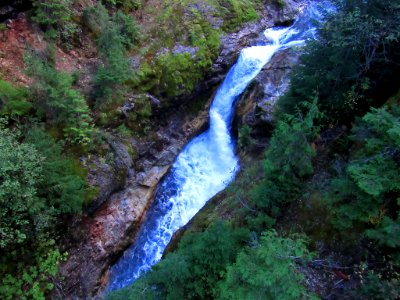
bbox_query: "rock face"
[211,0,305,79]
[234,48,301,137]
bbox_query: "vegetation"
[25,50,93,145]
[0,80,31,118]
[31,0,78,47]
[1,0,400,298]
[108,0,400,299]
[0,123,86,298]
[219,231,315,300]
[277,0,400,122]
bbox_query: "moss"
[116,124,133,138]
[85,186,101,205]
[126,143,138,161]
[155,52,202,98]
[219,0,260,31]
[129,0,260,99]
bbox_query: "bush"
[0,124,43,248]
[102,0,142,12]
[84,4,138,109]
[0,80,31,117]
[0,125,86,249]
[155,52,202,98]
[248,102,321,230]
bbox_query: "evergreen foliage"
[0,125,85,249]
[84,4,139,108]
[0,124,43,248]
[25,51,93,145]
[0,80,31,118]
[108,222,249,300]
[0,125,85,298]
[325,105,400,248]
[0,246,64,300]
[218,230,315,300]
[248,102,320,230]
[31,0,78,46]
[277,0,400,122]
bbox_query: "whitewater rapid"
[107,2,330,291]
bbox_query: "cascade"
[107,1,331,291]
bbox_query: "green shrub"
[218,230,315,300]
[216,0,260,31]
[0,125,87,249]
[155,52,201,98]
[248,102,321,230]
[0,80,32,117]
[0,246,64,300]
[238,124,254,149]
[0,124,43,248]
[84,4,137,109]
[102,0,142,11]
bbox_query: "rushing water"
[107,2,331,292]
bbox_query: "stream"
[107,2,331,292]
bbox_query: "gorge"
[107,1,330,292]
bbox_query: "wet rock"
[263,0,305,26]
[235,48,300,133]
[57,183,162,299]
[210,0,304,85]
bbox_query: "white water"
[107,2,330,292]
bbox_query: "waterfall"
[107,2,331,292]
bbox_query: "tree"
[83,4,136,109]
[248,102,321,230]
[25,50,93,145]
[277,0,400,122]
[218,230,315,300]
[0,80,31,118]
[0,124,43,248]
[326,104,400,247]
[0,124,86,249]
[108,222,249,300]
[31,0,78,46]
